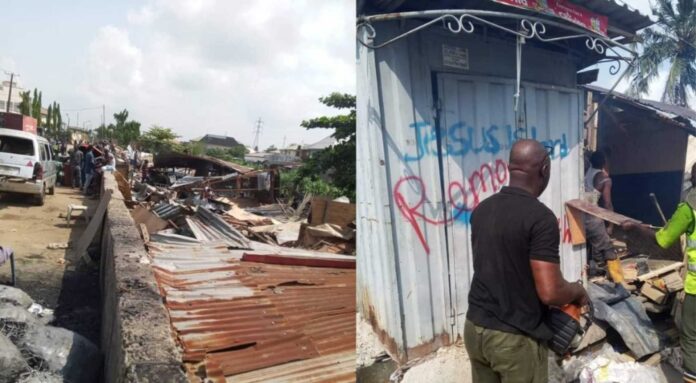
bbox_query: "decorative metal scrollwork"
[356,9,637,61]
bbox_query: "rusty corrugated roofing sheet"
[147,237,356,382]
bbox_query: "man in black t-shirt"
[464,139,589,383]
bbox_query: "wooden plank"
[637,262,685,282]
[139,223,150,243]
[565,204,586,245]
[76,189,112,265]
[310,198,355,228]
[641,282,668,305]
[324,200,356,228]
[131,205,169,234]
[565,199,641,225]
[310,198,329,225]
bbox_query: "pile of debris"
[124,164,356,382]
[552,204,688,382]
[0,285,100,383]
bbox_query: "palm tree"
[627,0,696,106]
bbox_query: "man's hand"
[572,282,590,307]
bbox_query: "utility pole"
[102,104,105,128]
[4,71,19,113]
[282,136,287,149]
[252,118,263,152]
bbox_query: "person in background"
[141,159,150,183]
[465,139,589,383]
[623,162,696,383]
[82,146,95,194]
[584,151,623,283]
[72,148,83,189]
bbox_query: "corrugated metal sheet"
[187,207,251,248]
[147,237,355,382]
[357,21,586,363]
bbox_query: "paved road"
[0,185,101,345]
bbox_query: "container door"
[435,73,584,337]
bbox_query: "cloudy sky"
[593,0,672,100]
[1,0,354,149]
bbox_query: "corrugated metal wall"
[357,21,585,363]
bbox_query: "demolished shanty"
[121,153,356,382]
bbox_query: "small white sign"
[442,45,469,70]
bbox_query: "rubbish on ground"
[249,221,303,245]
[131,205,169,234]
[0,332,29,383]
[588,282,660,358]
[19,325,100,383]
[46,243,70,250]
[0,286,33,309]
[74,189,112,265]
[26,304,54,325]
[15,371,63,383]
[0,306,39,343]
[563,343,667,383]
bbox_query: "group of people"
[66,140,118,195]
[464,139,696,383]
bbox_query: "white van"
[0,128,57,205]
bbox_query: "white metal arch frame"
[356,9,638,123]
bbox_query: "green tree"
[292,92,356,200]
[139,126,181,154]
[46,104,53,136]
[628,0,696,106]
[31,89,42,123]
[18,91,31,115]
[265,145,278,153]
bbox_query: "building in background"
[299,135,337,160]
[0,80,25,114]
[194,134,244,151]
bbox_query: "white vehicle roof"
[0,127,48,142]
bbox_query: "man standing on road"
[465,139,589,383]
[622,162,696,383]
[72,148,83,189]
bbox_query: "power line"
[252,118,263,152]
[3,71,19,114]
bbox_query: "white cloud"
[84,0,355,149]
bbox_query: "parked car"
[0,128,57,205]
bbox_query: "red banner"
[493,0,608,37]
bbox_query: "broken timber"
[565,199,641,245]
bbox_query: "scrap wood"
[565,199,642,245]
[225,205,276,226]
[242,251,356,269]
[305,223,355,240]
[640,282,668,304]
[76,189,112,265]
[131,205,169,235]
[250,221,302,245]
[310,198,356,228]
[636,262,684,282]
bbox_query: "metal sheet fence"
[357,22,585,362]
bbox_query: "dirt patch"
[0,187,101,345]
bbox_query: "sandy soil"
[400,343,472,383]
[0,186,100,345]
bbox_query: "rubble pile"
[125,160,357,382]
[552,242,687,382]
[126,160,356,256]
[0,286,100,383]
